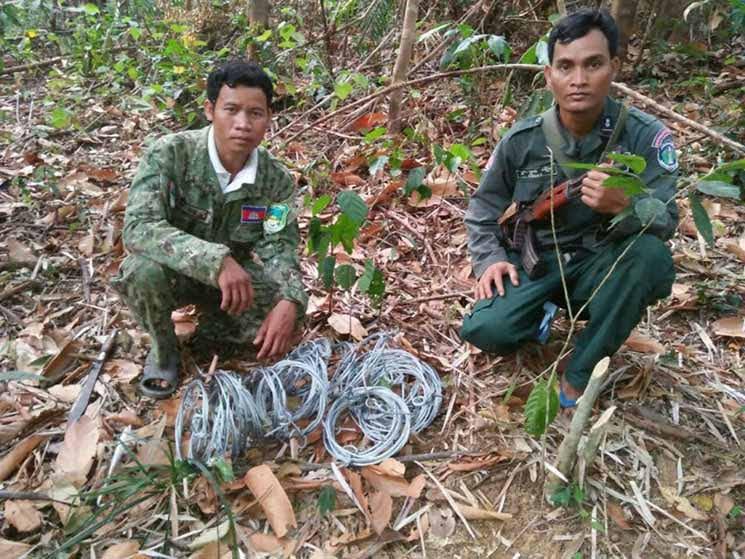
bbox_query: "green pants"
[112,254,279,360]
[460,234,675,390]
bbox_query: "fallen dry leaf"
[327,313,367,341]
[78,232,95,257]
[624,330,665,354]
[54,415,100,487]
[607,501,633,530]
[351,112,387,132]
[714,493,735,517]
[721,237,745,262]
[188,519,231,550]
[247,532,284,553]
[4,500,42,533]
[243,464,297,538]
[454,504,512,521]
[0,434,47,481]
[7,238,36,265]
[0,538,32,558]
[428,507,456,539]
[712,316,745,338]
[104,359,142,383]
[102,541,145,559]
[370,491,393,535]
[48,384,82,404]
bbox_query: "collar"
[207,125,258,194]
[552,97,621,159]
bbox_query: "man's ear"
[204,99,215,122]
[543,64,554,92]
[610,56,621,79]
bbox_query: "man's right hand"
[475,261,520,300]
[217,256,254,315]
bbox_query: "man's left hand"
[253,299,298,360]
[580,169,630,215]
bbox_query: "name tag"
[241,205,267,223]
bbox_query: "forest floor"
[1,11,745,559]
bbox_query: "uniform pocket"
[230,222,264,245]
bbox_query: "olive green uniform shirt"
[122,126,307,312]
[466,97,679,278]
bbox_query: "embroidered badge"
[652,128,673,148]
[657,140,678,172]
[264,204,289,234]
[485,151,496,171]
[241,205,267,223]
[600,115,613,134]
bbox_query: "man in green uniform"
[460,10,678,406]
[113,61,307,398]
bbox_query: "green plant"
[307,190,386,306]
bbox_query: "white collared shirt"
[207,126,258,194]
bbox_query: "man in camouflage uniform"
[460,10,678,406]
[114,61,307,398]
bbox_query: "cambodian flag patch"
[241,205,267,223]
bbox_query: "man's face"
[204,84,271,158]
[544,29,619,116]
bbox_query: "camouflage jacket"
[466,97,679,278]
[122,126,308,311]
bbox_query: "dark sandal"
[139,349,180,399]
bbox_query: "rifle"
[498,173,586,279]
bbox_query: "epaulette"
[506,114,544,137]
[626,106,657,127]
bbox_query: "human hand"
[476,261,519,300]
[217,256,254,315]
[580,169,631,215]
[253,299,298,359]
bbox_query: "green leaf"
[312,194,332,216]
[634,197,667,225]
[519,43,537,64]
[318,485,336,516]
[334,82,353,100]
[536,40,549,64]
[337,191,368,224]
[368,155,388,176]
[332,213,360,253]
[418,23,451,43]
[363,126,387,143]
[697,180,740,199]
[487,35,511,61]
[213,458,235,483]
[452,34,486,56]
[607,152,646,174]
[602,175,646,196]
[404,167,426,195]
[449,143,471,161]
[82,3,100,15]
[50,107,72,129]
[561,162,627,174]
[689,193,714,246]
[334,264,356,290]
[713,158,745,173]
[319,256,336,289]
[128,27,142,40]
[358,259,385,302]
[524,379,559,437]
[550,484,573,507]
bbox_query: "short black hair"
[206,60,273,107]
[548,9,619,63]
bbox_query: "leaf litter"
[0,8,744,559]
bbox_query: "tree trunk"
[249,0,270,27]
[388,0,420,134]
[611,0,640,62]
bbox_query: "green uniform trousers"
[113,254,278,361]
[460,234,675,390]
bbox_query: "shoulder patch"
[657,140,678,172]
[652,127,673,148]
